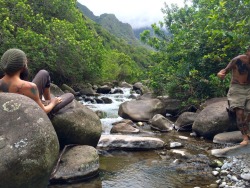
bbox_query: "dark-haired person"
[0,48,74,116]
[217,47,250,145]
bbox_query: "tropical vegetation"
[0,0,151,86]
[141,0,250,105]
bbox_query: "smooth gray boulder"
[50,145,99,183]
[51,100,102,148]
[192,100,237,139]
[213,131,242,144]
[118,99,165,122]
[174,112,198,131]
[0,93,59,188]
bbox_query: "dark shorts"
[32,70,74,117]
[227,84,250,112]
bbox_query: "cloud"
[77,0,184,28]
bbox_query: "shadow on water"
[49,88,219,188]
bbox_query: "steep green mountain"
[76,2,139,45]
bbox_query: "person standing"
[217,47,250,145]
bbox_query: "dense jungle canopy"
[1,0,250,105]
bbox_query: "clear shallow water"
[50,88,217,188]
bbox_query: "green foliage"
[141,0,250,105]
[0,0,147,86]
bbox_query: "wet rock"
[50,145,99,184]
[174,112,198,131]
[97,85,112,94]
[213,131,242,144]
[101,97,112,104]
[111,119,140,134]
[111,88,124,94]
[149,114,174,132]
[97,135,164,150]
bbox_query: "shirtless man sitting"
[217,46,250,145]
[0,48,62,114]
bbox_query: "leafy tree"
[141,0,250,105]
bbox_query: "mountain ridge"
[76,2,148,45]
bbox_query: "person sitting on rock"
[217,46,250,145]
[0,48,74,117]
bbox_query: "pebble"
[212,154,250,188]
[212,171,219,176]
[170,142,182,148]
[241,173,250,180]
[219,182,226,187]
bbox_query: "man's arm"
[25,82,61,114]
[217,58,236,79]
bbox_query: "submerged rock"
[97,135,164,150]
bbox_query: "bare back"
[0,76,39,101]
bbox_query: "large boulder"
[118,99,165,122]
[51,100,102,148]
[0,93,59,188]
[50,145,99,183]
[192,100,237,139]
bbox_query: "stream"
[50,87,219,188]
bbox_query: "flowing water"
[50,88,218,188]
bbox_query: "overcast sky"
[77,0,185,28]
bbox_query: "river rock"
[97,85,111,94]
[51,100,102,148]
[213,131,242,144]
[0,93,59,188]
[72,83,97,96]
[61,84,77,96]
[133,82,149,94]
[97,135,164,150]
[50,145,99,183]
[174,112,198,131]
[210,144,250,157]
[149,114,174,132]
[119,81,133,88]
[118,99,166,122]
[111,119,140,134]
[192,100,237,139]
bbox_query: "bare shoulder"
[21,81,39,98]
